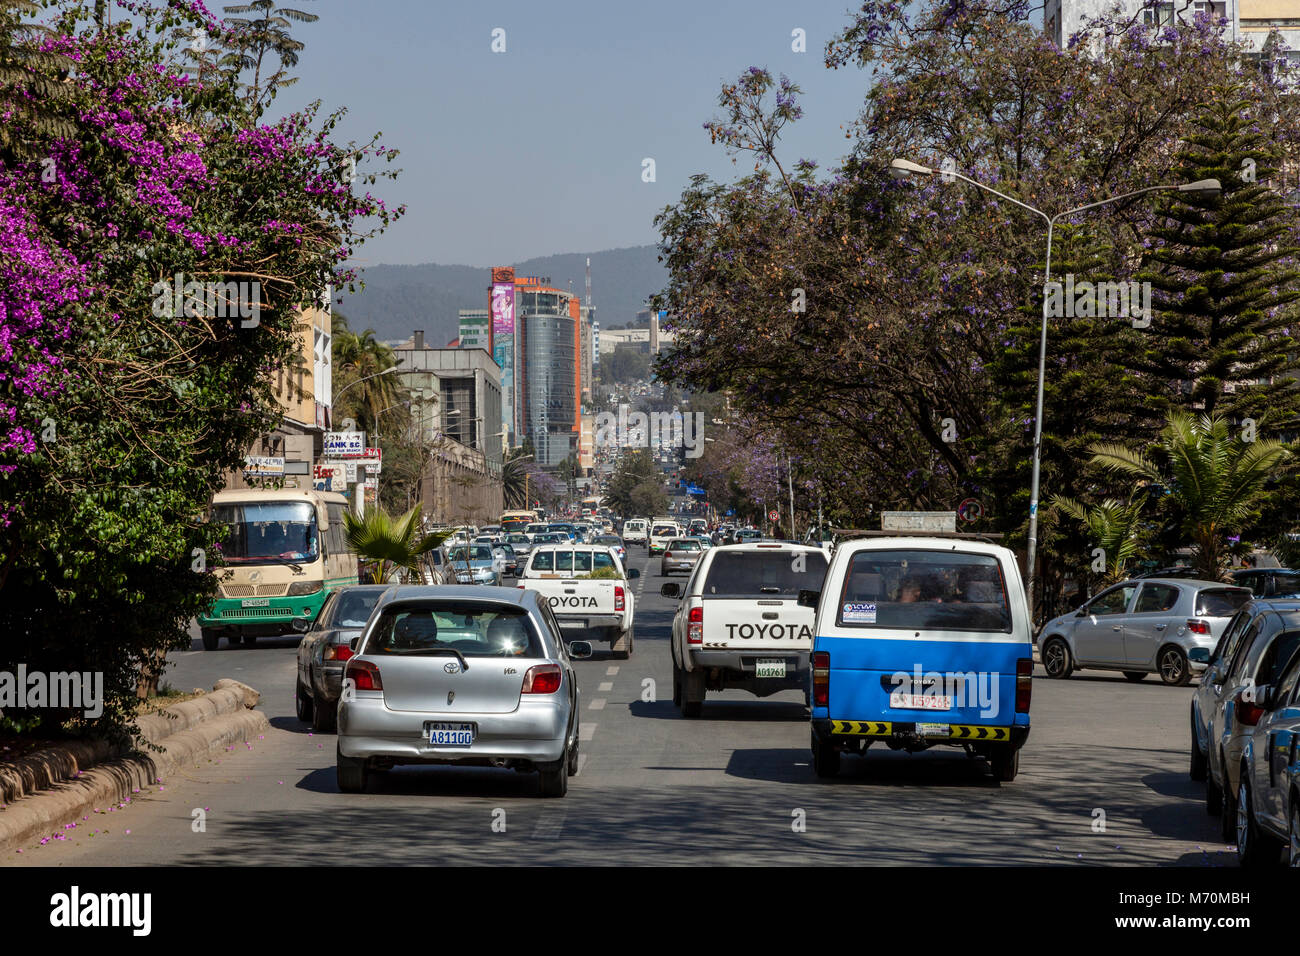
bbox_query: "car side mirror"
[1188,647,1210,664]
[568,640,593,659]
[627,568,640,579]
[1074,607,1087,617]
[660,582,681,599]
[798,589,820,609]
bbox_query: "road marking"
[579,722,597,741]
[533,810,566,840]
[605,666,619,676]
[576,753,589,776]
[589,698,606,710]
[598,681,613,692]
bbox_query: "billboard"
[490,267,516,440]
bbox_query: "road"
[10,548,1235,866]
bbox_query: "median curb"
[0,679,267,854]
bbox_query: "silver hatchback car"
[661,537,703,576]
[336,586,591,797]
[1038,577,1251,685]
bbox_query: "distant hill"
[334,245,667,345]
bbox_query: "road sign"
[881,511,957,532]
[957,499,985,523]
[768,509,780,522]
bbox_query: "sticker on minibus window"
[843,602,877,623]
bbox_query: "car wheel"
[1042,637,1072,679]
[672,663,683,707]
[1290,801,1300,868]
[1236,778,1283,867]
[539,752,568,798]
[612,628,633,660]
[200,628,220,651]
[991,744,1020,782]
[680,666,704,719]
[295,680,314,723]
[1122,671,1147,682]
[1189,710,1207,782]
[336,744,368,793]
[312,697,337,733]
[1158,646,1191,686]
[812,731,840,779]
[566,734,580,776]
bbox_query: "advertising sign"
[323,431,365,458]
[490,266,516,438]
[244,456,284,476]
[312,463,344,492]
[881,511,957,532]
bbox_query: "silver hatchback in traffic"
[1038,577,1251,685]
[336,586,591,797]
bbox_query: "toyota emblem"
[443,661,461,674]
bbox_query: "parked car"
[1190,605,1262,784]
[1200,599,1300,840]
[1037,578,1251,685]
[661,537,704,576]
[336,586,592,796]
[1233,643,1300,866]
[1229,568,1300,600]
[296,585,389,732]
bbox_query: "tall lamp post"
[888,159,1220,624]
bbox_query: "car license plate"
[915,723,950,737]
[559,620,586,630]
[889,692,952,710]
[755,659,786,678]
[427,722,475,747]
[241,598,270,607]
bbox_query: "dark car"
[1230,568,1300,600]
[296,585,389,732]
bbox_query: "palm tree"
[221,1,318,111]
[343,505,448,584]
[1088,411,1292,580]
[501,449,534,509]
[1050,494,1146,585]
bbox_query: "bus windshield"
[213,501,319,565]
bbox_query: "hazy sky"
[263,0,879,268]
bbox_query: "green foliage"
[1050,494,1146,585]
[343,505,448,584]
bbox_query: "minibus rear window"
[836,549,1012,633]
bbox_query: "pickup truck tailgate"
[699,597,814,650]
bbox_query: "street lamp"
[890,158,1221,623]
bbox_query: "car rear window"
[701,550,828,599]
[365,604,543,658]
[669,540,701,552]
[835,549,1012,633]
[1196,588,1251,617]
[652,525,677,536]
[332,589,383,629]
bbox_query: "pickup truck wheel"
[812,732,840,778]
[680,666,704,718]
[612,627,633,660]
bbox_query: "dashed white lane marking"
[579,722,597,741]
[576,754,589,776]
[598,681,613,692]
[533,810,566,839]
[589,698,606,710]
[605,666,619,676]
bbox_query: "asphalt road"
[10,549,1237,866]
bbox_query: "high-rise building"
[515,277,581,467]
[458,308,491,352]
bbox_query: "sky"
[261,0,882,268]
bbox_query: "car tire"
[566,734,580,776]
[336,744,368,793]
[1157,645,1191,686]
[612,628,633,660]
[1236,777,1283,867]
[812,731,840,779]
[312,698,337,733]
[1041,637,1072,679]
[200,628,220,652]
[991,744,1020,782]
[1189,709,1207,782]
[1122,671,1147,682]
[680,666,704,719]
[672,663,683,707]
[539,752,568,798]
[295,680,314,723]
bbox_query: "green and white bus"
[197,488,359,650]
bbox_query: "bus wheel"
[201,628,220,651]
[227,632,243,646]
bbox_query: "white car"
[623,519,648,546]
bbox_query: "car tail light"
[324,643,354,662]
[1015,658,1032,713]
[1235,690,1266,726]
[688,605,703,644]
[1186,619,1211,635]
[345,659,382,691]
[812,651,830,707]
[615,585,625,612]
[522,663,562,694]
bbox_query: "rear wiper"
[394,647,470,670]
[759,586,780,593]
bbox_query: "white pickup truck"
[519,545,639,658]
[623,519,648,546]
[661,541,829,717]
